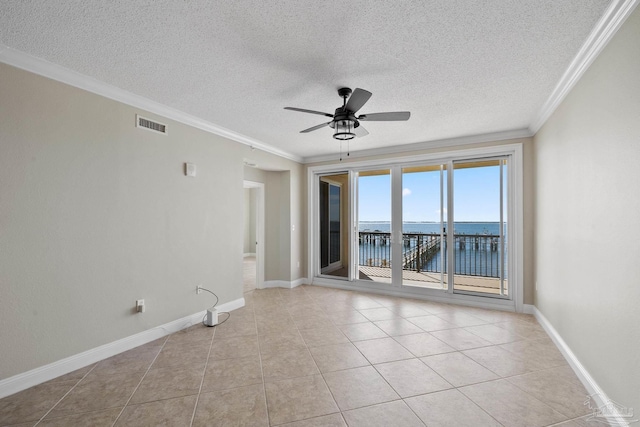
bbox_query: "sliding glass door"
[452,158,508,296]
[401,165,447,290]
[314,153,513,301]
[319,173,349,278]
[356,169,392,283]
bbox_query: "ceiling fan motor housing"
[329,108,360,129]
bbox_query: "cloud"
[402,188,412,197]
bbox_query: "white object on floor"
[205,307,219,327]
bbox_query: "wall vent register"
[136,114,167,135]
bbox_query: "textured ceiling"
[0,0,611,160]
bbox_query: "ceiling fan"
[284,88,410,141]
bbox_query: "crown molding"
[529,0,639,133]
[302,128,533,164]
[0,44,303,163]
[4,0,635,167]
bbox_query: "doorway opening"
[243,181,265,291]
[318,173,350,279]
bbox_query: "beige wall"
[267,171,292,281]
[0,63,304,380]
[242,188,256,254]
[306,137,535,304]
[243,188,251,253]
[290,163,307,281]
[533,7,640,413]
[243,165,268,183]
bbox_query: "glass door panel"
[357,169,392,283]
[401,165,447,289]
[452,158,508,296]
[319,173,349,279]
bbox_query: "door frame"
[319,178,344,274]
[243,180,265,289]
[313,172,350,279]
[307,143,524,312]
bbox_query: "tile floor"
[243,256,257,293]
[0,285,605,427]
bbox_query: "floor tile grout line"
[318,312,400,417]
[353,316,450,419]
[251,294,272,427]
[284,292,522,425]
[275,289,327,423]
[276,287,343,425]
[345,397,427,426]
[547,415,592,426]
[317,367,348,420]
[38,288,553,427]
[6,286,556,423]
[450,385,508,427]
[269,412,347,427]
[188,319,218,427]
[110,336,169,427]
[456,379,551,427]
[298,308,343,418]
[32,362,99,426]
[502,372,583,421]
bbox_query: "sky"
[358,165,505,222]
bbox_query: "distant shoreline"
[359,221,501,224]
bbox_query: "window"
[309,144,523,310]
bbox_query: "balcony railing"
[358,231,505,278]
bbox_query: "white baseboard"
[243,253,256,258]
[262,280,290,289]
[0,297,245,399]
[532,306,633,427]
[291,278,308,288]
[215,298,245,314]
[262,278,308,289]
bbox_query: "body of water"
[358,222,506,277]
[359,221,501,235]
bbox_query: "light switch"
[185,163,196,177]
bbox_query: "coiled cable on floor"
[198,287,231,327]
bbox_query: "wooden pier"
[359,231,504,279]
[357,266,507,295]
[402,236,441,272]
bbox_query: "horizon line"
[359,220,502,223]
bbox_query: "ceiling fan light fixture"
[285,87,410,142]
[333,119,355,140]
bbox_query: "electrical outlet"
[196,285,202,294]
[136,299,145,313]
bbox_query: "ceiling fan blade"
[284,107,334,118]
[300,122,331,133]
[358,112,411,121]
[354,125,369,137]
[345,88,372,113]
